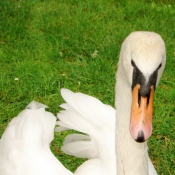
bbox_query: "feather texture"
[56,88,116,175]
[0,101,73,175]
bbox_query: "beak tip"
[130,129,152,143]
[135,130,145,143]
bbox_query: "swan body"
[0,101,73,175]
[57,31,166,175]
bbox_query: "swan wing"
[0,101,73,175]
[56,89,116,175]
[61,134,97,159]
[57,88,115,135]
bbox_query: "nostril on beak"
[138,91,141,107]
[136,130,145,143]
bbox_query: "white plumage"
[56,88,116,175]
[0,101,73,175]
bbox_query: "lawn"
[0,0,175,174]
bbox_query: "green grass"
[0,0,175,174]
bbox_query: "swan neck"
[115,65,149,175]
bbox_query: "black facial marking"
[158,63,162,70]
[131,60,136,67]
[136,130,145,143]
[131,60,160,98]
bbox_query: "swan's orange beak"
[130,84,154,142]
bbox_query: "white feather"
[56,88,116,175]
[0,101,73,175]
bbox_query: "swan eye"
[131,60,136,67]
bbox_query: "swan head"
[120,31,166,142]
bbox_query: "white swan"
[56,31,166,175]
[0,31,166,175]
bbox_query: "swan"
[56,31,166,175]
[0,31,166,175]
[0,101,73,175]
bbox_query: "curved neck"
[115,64,148,175]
